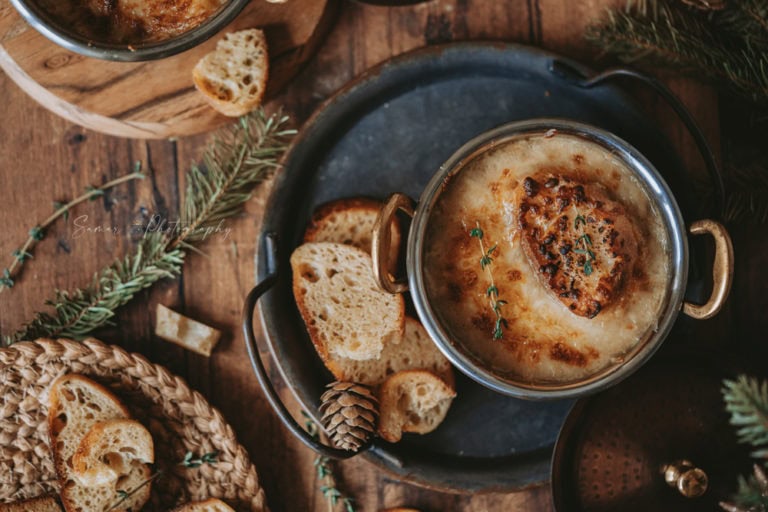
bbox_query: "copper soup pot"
[372,118,733,400]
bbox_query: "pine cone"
[680,0,727,10]
[319,382,379,452]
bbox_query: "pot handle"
[372,193,415,294]
[549,60,725,217]
[242,232,363,459]
[682,219,734,320]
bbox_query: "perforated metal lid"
[551,351,753,511]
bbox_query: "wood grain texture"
[1,0,758,511]
[0,0,336,138]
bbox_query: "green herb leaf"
[85,185,105,200]
[486,243,497,256]
[470,227,484,239]
[480,255,492,269]
[584,260,593,276]
[53,201,70,220]
[487,285,498,297]
[29,226,45,241]
[575,214,586,228]
[12,249,32,262]
[1,269,14,288]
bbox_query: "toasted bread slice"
[48,375,151,512]
[377,370,456,443]
[328,316,454,387]
[291,242,405,363]
[0,496,62,512]
[170,498,236,512]
[193,28,269,117]
[303,197,401,255]
[72,419,154,487]
[514,174,639,318]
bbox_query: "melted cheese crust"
[423,133,671,384]
[40,0,228,43]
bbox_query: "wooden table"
[2,1,762,510]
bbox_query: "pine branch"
[723,375,768,457]
[177,111,294,247]
[4,232,184,345]
[723,156,768,224]
[3,110,295,344]
[720,465,768,512]
[587,0,768,106]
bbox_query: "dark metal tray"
[255,42,685,493]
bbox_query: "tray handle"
[549,60,725,217]
[242,232,362,460]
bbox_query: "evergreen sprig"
[720,464,768,512]
[3,110,294,345]
[303,412,356,512]
[4,232,184,345]
[587,0,768,106]
[721,376,768,511]
[723,375,768,457]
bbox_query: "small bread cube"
[155,304,222,356]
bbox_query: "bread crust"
[303,197,385,245]
[193,29,269,117]
[377,370,456,443]
[291,243,405,367]
[47,374,150,512]
[0,496,62,512]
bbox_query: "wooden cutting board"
[0,0,337,139]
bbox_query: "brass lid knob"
[662,460,709,498]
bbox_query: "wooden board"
[0,0,337,138]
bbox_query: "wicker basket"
[0,337,269,512]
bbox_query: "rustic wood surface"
[1,0,763,511]
[0,0,335,138]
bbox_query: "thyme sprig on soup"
[424,132,670,384]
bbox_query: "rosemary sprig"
[106,450,219,512]
[303,412,356,512]
[0,166,145,293]
[3,110,294,345]
[469,222,509,340]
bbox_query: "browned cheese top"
[423,132,671,384]
[39,0,228,43]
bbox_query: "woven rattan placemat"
[0,337,268,512]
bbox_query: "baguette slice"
[193,28,269,117]
[171,498,236,512]
[377,370,456,443]
[303,197,401,256]
[0,496,62,512]
[72,419,154,487]
[291,242,405,363]
[48,375,150,512]
[329,317,454,387]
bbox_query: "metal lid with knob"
[662,460,709,498]
[551,351,754,511]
